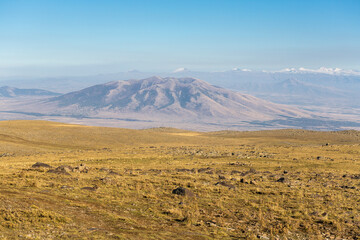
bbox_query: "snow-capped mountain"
[276,67,360,76]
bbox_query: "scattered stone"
[81,185,98,191]
[276,177,285,183]
[99,168,110,172]
[215,181,236,189]
[60,185,74,190]
[340,185,356,189]
[32,162,53,168]
[98,177,112,183]
[229,162,247,166]
[108,170,121,176]
[197,167,214,173]
[176,168,196,173]
[206,221,217,227]
[309,211,319,216]
[350,174,360,179]
[172,187,195,197]
[255,191,265,195]
[175,217,188,222]
[249,168,256,173]
[240,168,257,176]
[73,163,89,173]
[0,153,11,157]
[88,227,99,231]
[47,165,73,175]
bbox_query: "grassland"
[0,120,359,239]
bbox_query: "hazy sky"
[0,0,359,77]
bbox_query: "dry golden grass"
[0,120,359,239]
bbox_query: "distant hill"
[269,79,346,97]
[244,79,354,107]
[0,86,60,98]
[45,76,311,121]
[1,77,360,130]
[1,68,359,109]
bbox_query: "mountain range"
[0,75,359,131]
[43,76,310,121]
[0,86,60,98]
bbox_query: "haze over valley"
[1,69,359,131]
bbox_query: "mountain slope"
[45,76,311,121]
[0,86,60,98]
[241,79,354,107]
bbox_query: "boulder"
[32,162,53,168]
[172,187,195,197]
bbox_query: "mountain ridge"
[0,86,61,98]
[45,76,311,121]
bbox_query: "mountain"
[0,86,61,98]
[45,76,310,121]
[245,79,353,107]
[2,76,360,131]
[248,78,347,97]
[273,79,348,97]
[276,67,360,76]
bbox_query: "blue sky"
[0,0,359,76]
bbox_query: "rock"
[351,174,360,179]
[108,170,121,176]
[249,168,256,173]
[276,177,285,183]
[81,185,98,191]
[215,181,236,189]
[207,222,217,227]
[32,162,53,168]
[99,168,110,172]
[47,165,73,175]
[218,175,226,180]
[73,164,89,173]
[316,156,322,160]
[0,153,11,157]
[172,187,195,197]
[197,167,213,173]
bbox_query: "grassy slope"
[0,120,359,239]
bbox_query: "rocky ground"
[0,121,359,239]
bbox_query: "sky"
[0,0,360,77]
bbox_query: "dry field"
[0,120,359,239]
